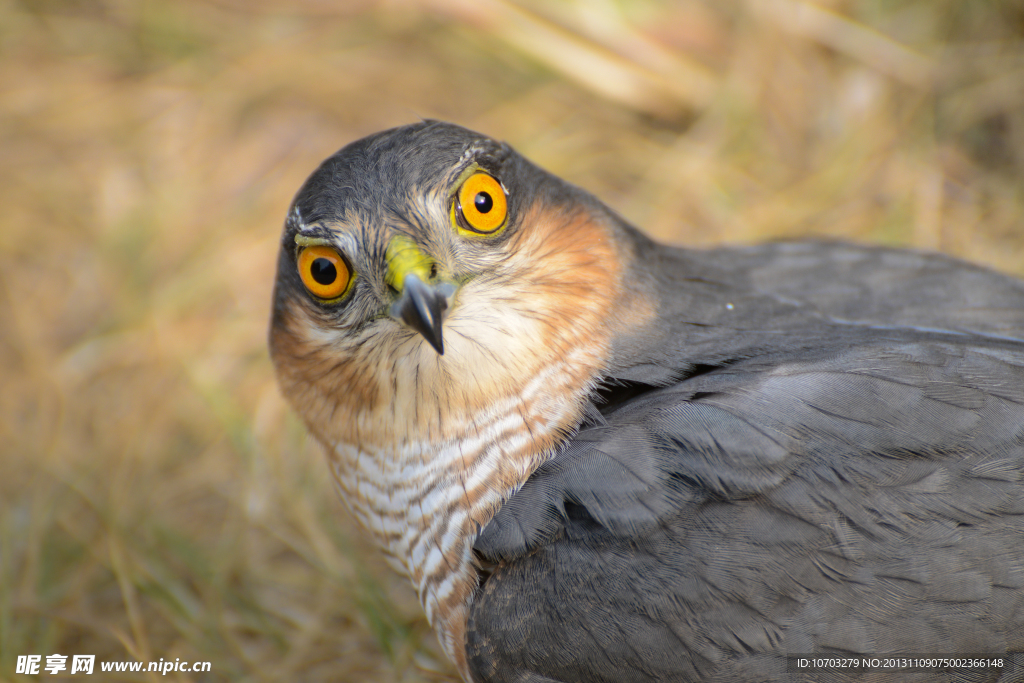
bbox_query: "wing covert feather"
[469,338,1024,683]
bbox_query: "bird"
[268,120,1024,682]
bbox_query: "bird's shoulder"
[702,241,1024,339]
[475,332,1024,559]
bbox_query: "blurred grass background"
[1,0,1023,681]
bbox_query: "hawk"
[269,121,1024,682]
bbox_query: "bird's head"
[269,120,654,459]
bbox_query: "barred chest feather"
[325,342,606,679]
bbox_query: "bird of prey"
[269,121,1024,682]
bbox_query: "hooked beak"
[392,272,450,355]
[386,235,455,355]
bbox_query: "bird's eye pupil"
[474,191,493,214]
[310,258,338,285]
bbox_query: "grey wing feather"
[712,242,1024,340]
[469,335,1024,683]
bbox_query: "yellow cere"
[385,235,434,292]
[454,172,507,235]
[297,245,352,300]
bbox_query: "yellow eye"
[455,172,507,235]
[297,246,352,300]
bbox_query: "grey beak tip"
[398,275,447,355]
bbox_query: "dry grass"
[1,0,1022,681]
